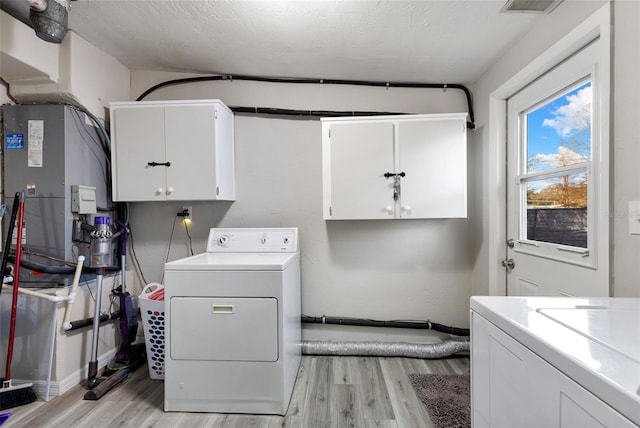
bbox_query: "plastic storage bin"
[139,283,165,380]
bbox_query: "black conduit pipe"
[302,315,470,337]
[230,106,406,118]
[7,255,120,275]
[429,322,471,337]
[135,74,475,129]
[0,194,21,297]
[65,312,120,332]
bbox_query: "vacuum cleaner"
[103,221,145,375]
[83,216,144,400]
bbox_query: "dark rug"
[409,374,471,428]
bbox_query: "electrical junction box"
[71,185,97,214]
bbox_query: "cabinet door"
[165,105,218,200]
[398,118,467,218]
[112,106,166,201]
[325,122,395,219]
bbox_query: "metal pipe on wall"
[23,0,47,12]
[25,0,70,44]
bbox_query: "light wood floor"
[5,355,470,428]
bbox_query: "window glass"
[526,81,591,173]
[521,79,591,249]
[525,172,588,248]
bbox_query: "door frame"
[487,4,610,296]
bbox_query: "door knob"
[501,259,515,270]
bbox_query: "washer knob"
[217,235,230,246]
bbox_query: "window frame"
[513,71,599,269]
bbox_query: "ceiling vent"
[500,0,563,14]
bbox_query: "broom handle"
[5,192,25,383]
[0,194,21,294]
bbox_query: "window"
[520,80,591,249]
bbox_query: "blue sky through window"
[526,81,592,172]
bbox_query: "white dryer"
[163,228,301,415]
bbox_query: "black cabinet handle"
[147,161,171,167]
[384,172,406,178]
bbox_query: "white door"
[506,39,609,297]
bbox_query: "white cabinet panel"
[165,105,217,200]
[471,311,638,428]
[112,106,166,201]
[110,99,235,202]
[399,119,467,218]
[322,113,467,220]
[328,122,395,219]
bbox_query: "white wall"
[1,84,8,104]
[126,73,474,339]
[0,10,60,86]
[0,11,130,121]
[610,0,640,297]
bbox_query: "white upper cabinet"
[322,113,467,220]
[110,99,235,202]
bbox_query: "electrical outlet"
[182,206,192,221]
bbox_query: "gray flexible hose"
[301,339,469,359]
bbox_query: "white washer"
[471,296,640,427]
[163,228,301,415]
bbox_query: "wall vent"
[500,0,563,14]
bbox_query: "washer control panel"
[206,228,299,253]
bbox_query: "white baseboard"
[15,347,118,400]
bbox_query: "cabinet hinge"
[329,206,332,216]
[216,186,220,196]
[328,128,331,138]
[214,109,218,119]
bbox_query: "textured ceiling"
[7,0,549,84]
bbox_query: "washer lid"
[164,252,299,271]
[537,307,640,364]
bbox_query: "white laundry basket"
[139,283,165,380]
